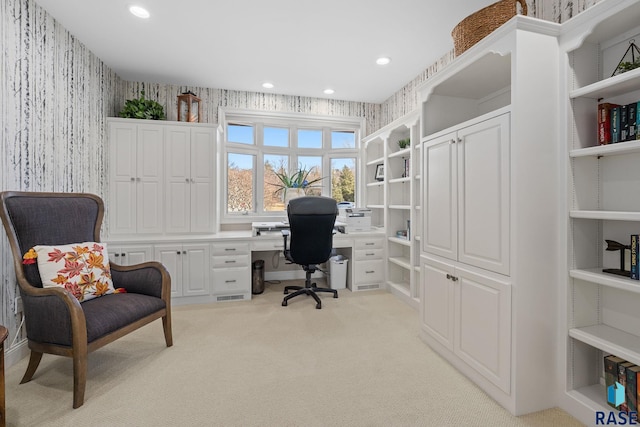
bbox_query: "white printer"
[337,208,372,233]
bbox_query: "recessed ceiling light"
[376,57,391,65]
[129,6,150,19]
[323,89,335,95]
[262,82,274,89]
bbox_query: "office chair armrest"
[281,229,290,251]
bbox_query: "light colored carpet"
[4,281,583,426]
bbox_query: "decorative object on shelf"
[451,0,527,56]
[398,138,410,149]
[119,90,166,120]
[612,40,640,77]
[402,158,410,178]
[177,91,202,122]
[375,164,384,181]
[271,166,324,204]
[602,239,631,278]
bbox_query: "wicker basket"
[452,0,527,56]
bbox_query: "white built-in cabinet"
[418,15,561,416]
[558,0,640,424]
[109,122,164,234]
[154,243,210,298]
[108,118,216,237]
[164,126,215,234]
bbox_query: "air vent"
[357,284,380,291]
[217,295,245,301]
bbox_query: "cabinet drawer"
[252,239,285,251]
[212,268,250,294]
[211,254,250,268]
[354,239,384,250]
[354,260,384,284]
[211,242,249,256]
[355,248,384,261]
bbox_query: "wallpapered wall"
[0,0,602,351]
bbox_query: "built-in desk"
[106,228,385,306]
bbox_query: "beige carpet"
[4,281,583,426]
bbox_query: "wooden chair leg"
[72,353,87,409]
[162,315,173,347]
[20,351,42,384]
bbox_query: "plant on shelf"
[398,138,410,149]
[119,90,166,120]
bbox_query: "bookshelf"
[361,110,420,309]
[560,0,640,423]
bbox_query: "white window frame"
[219,108,364,224]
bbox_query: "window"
[221,109,362,221]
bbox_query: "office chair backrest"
[0,191,103,288]
[287,196,338,266]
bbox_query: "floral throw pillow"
[33,242,115,302]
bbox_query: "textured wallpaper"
[0,0,603,351]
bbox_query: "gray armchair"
[0,191,172,408]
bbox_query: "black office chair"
[281,196,338,309]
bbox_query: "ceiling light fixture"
[129,5,150,19]
[262,82,274,89]
[376,57,391,65]
[323,89,335,95]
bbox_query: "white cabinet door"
[422,114,510,276]
[109,123,137,234]
[189,128,215,233]
[165,126,191,234]
[182,243,210,297]
[457,114,510,275]
[164,126,214,234]
[454,264,511,394]
[154,245,183,297]
[423,132,457,260]
[136,125,164,234]
[109,245,152,266]
[421,256,455,351]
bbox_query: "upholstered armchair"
[0,191,172,408]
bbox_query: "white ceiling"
[33,0,497,104]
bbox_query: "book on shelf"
[599,103,619,145]
[605,355,627,409]
[407,220,410,240]
[612,106,621,143]
[618,361,634,412]
[629,102,638,141]
[627,365,640,413]
[632,234,639,280]
[621,104,629,142]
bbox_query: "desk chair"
[281,196,338,309]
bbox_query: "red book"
[599,103,620,145]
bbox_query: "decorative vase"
[283,188,305,205]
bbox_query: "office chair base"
[282,283,338,309]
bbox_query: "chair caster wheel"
[333,294,338,298]
[315,303,321,309]
[283,290,288,295]
[282,301,287,307]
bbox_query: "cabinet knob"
[224,248,236,251]
[185,178,190,183]
[130,177,135,182]
[225,280,236,283]
[121,253,126,257]
[182,250,187,254]
[225,260,236,264]
[114,253,120,257]
[176,251,181,255]
[136,177,141,182]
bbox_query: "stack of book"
[604,354,640,412]
[599,102,640,145]
[632,234,639,280]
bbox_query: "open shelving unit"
[361,110,420,308]
[559,0,640,423]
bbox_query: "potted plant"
[119,90,166,120]
[271,166,324,204]
[398,138,410,149]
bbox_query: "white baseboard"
[5,339,29,369]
